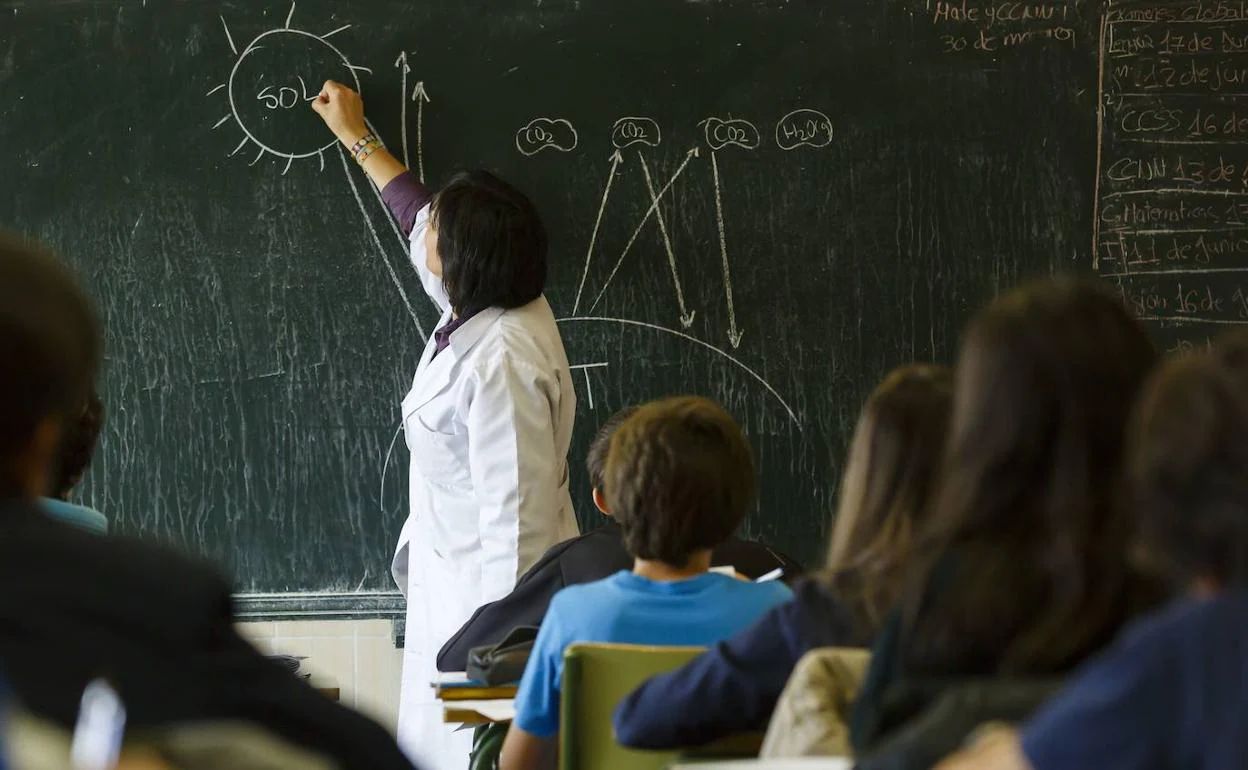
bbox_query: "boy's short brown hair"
[585,405,640,492]
[604,397,755,568]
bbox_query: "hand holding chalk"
[311,80,369,149]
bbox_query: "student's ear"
[19,416,63,499]
[592,487,612,517]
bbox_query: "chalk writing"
[923,0,1077,54]
[255,76,318,110]
[775,109,834,150]
[700,117,761,151]
[571,150,624,315]
[212,6,364,166]
[569,362,609,411]
[611,117,661,149]
[1095,1,1248,329]
[515,117,579,156]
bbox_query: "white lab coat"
[391,204,579,769]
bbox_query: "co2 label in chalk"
[775,109,833,151]
[611,117,661,149]
[701,117,761,151]
[516,118,579,156]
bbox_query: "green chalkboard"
[6,0,1197,613]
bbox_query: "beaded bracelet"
[350,132,378,155]
[354,139,383,165]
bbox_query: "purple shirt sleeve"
[380,171,434,238]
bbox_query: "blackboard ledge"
[233,591,405,621]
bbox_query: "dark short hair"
[52,392,105,500]
[0,233,100,498]
[432,170,547,315]
[904,278,1157,674]
[1131,338,1248,585]
[585,406,640,492]
[604,397,755,568]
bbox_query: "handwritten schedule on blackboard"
[1097,0,1248,352]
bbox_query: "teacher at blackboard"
[312,81,580,768]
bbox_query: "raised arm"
[311,80,408,190]
[311,80,432,236]
[311,79,446,313]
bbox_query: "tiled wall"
[237,620,404,734]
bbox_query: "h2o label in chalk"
[775,109,834,150]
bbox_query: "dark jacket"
[436,521,802,672]
[0,499,415,770]
[613,578,870,749]
[855,679,1063,770]
[850,546,1163,754]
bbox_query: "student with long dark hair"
[851,279,1161,753]
[312,83,578,767]
[937,331,1248,770]
[614,364,952,749]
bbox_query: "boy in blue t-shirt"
[935,334,1248,770]
[499,397,793,770]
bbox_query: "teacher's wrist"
[336,124,370,148]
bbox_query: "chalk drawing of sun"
[207,3,372,174]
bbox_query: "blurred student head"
[0,233,100,501]
[904,278,1157,674]
[824,364,953,631]
[51,391,104,501]
[604,397,754,569]
[1130,333,1248,592]
[1211,329,1248,388]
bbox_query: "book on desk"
[434,672,518,701]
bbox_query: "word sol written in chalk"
[255,76,318,110]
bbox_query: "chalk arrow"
[638,152,696,328]
[571,149,625,315]
[394,52,412,168]
[589,147,701,314]
[710,150,743,348]
[338,147,426,341]
[411,81,431,183]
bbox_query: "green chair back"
[558,643,705,770]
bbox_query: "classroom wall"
[236,620,403,734]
